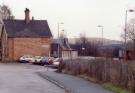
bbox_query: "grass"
[63,70,130,93]
[102,83,129,93]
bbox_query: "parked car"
[19,55,35,63]
[52,58,62,68]
[40,57,53,65]
[35,56,43,62]
[33,56,44,65]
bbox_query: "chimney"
[25,8,30,23]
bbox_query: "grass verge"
[62,70,130,93]
[102,83,129,93]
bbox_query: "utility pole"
[57,23,64,58]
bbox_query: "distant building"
[98,44,124,58]
[50,38,78,60]
[0,8,52,61]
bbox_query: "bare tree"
[121,18,135,58]
[126,19,135,41]
[124,18,135,50]
[0,4,13,20]
[70,33,99,56]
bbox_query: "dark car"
[40,57,53,65]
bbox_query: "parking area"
[0,63,66,93]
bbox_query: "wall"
[7,38,14,61]
[8,37,52,61]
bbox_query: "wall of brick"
[7,38,14,61]
[8,37,52,61]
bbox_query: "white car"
[19,55,35,63]
[52,58,61,68]
[35,56,43,62]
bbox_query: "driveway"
[0,63,66,93]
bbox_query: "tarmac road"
[0,63,66,93]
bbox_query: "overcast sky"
[1,0,135,40]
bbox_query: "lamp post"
[124,9,134,58]
[98,25,104,45]
[58,22,64,58]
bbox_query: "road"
[0,63,66,93]
[39,71,113,93]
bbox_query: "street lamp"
[98,25,104,45]
[58,22,64,58]
[124,9,134,58]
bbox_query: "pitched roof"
[3,20,52,37]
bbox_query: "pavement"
[38,69,114,93]
[0,63,66,93]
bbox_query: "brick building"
[0,8,52,62]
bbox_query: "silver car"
[19,55,35,63]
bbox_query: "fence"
[59,59,135,93]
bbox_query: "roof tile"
[3,20,52,37]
